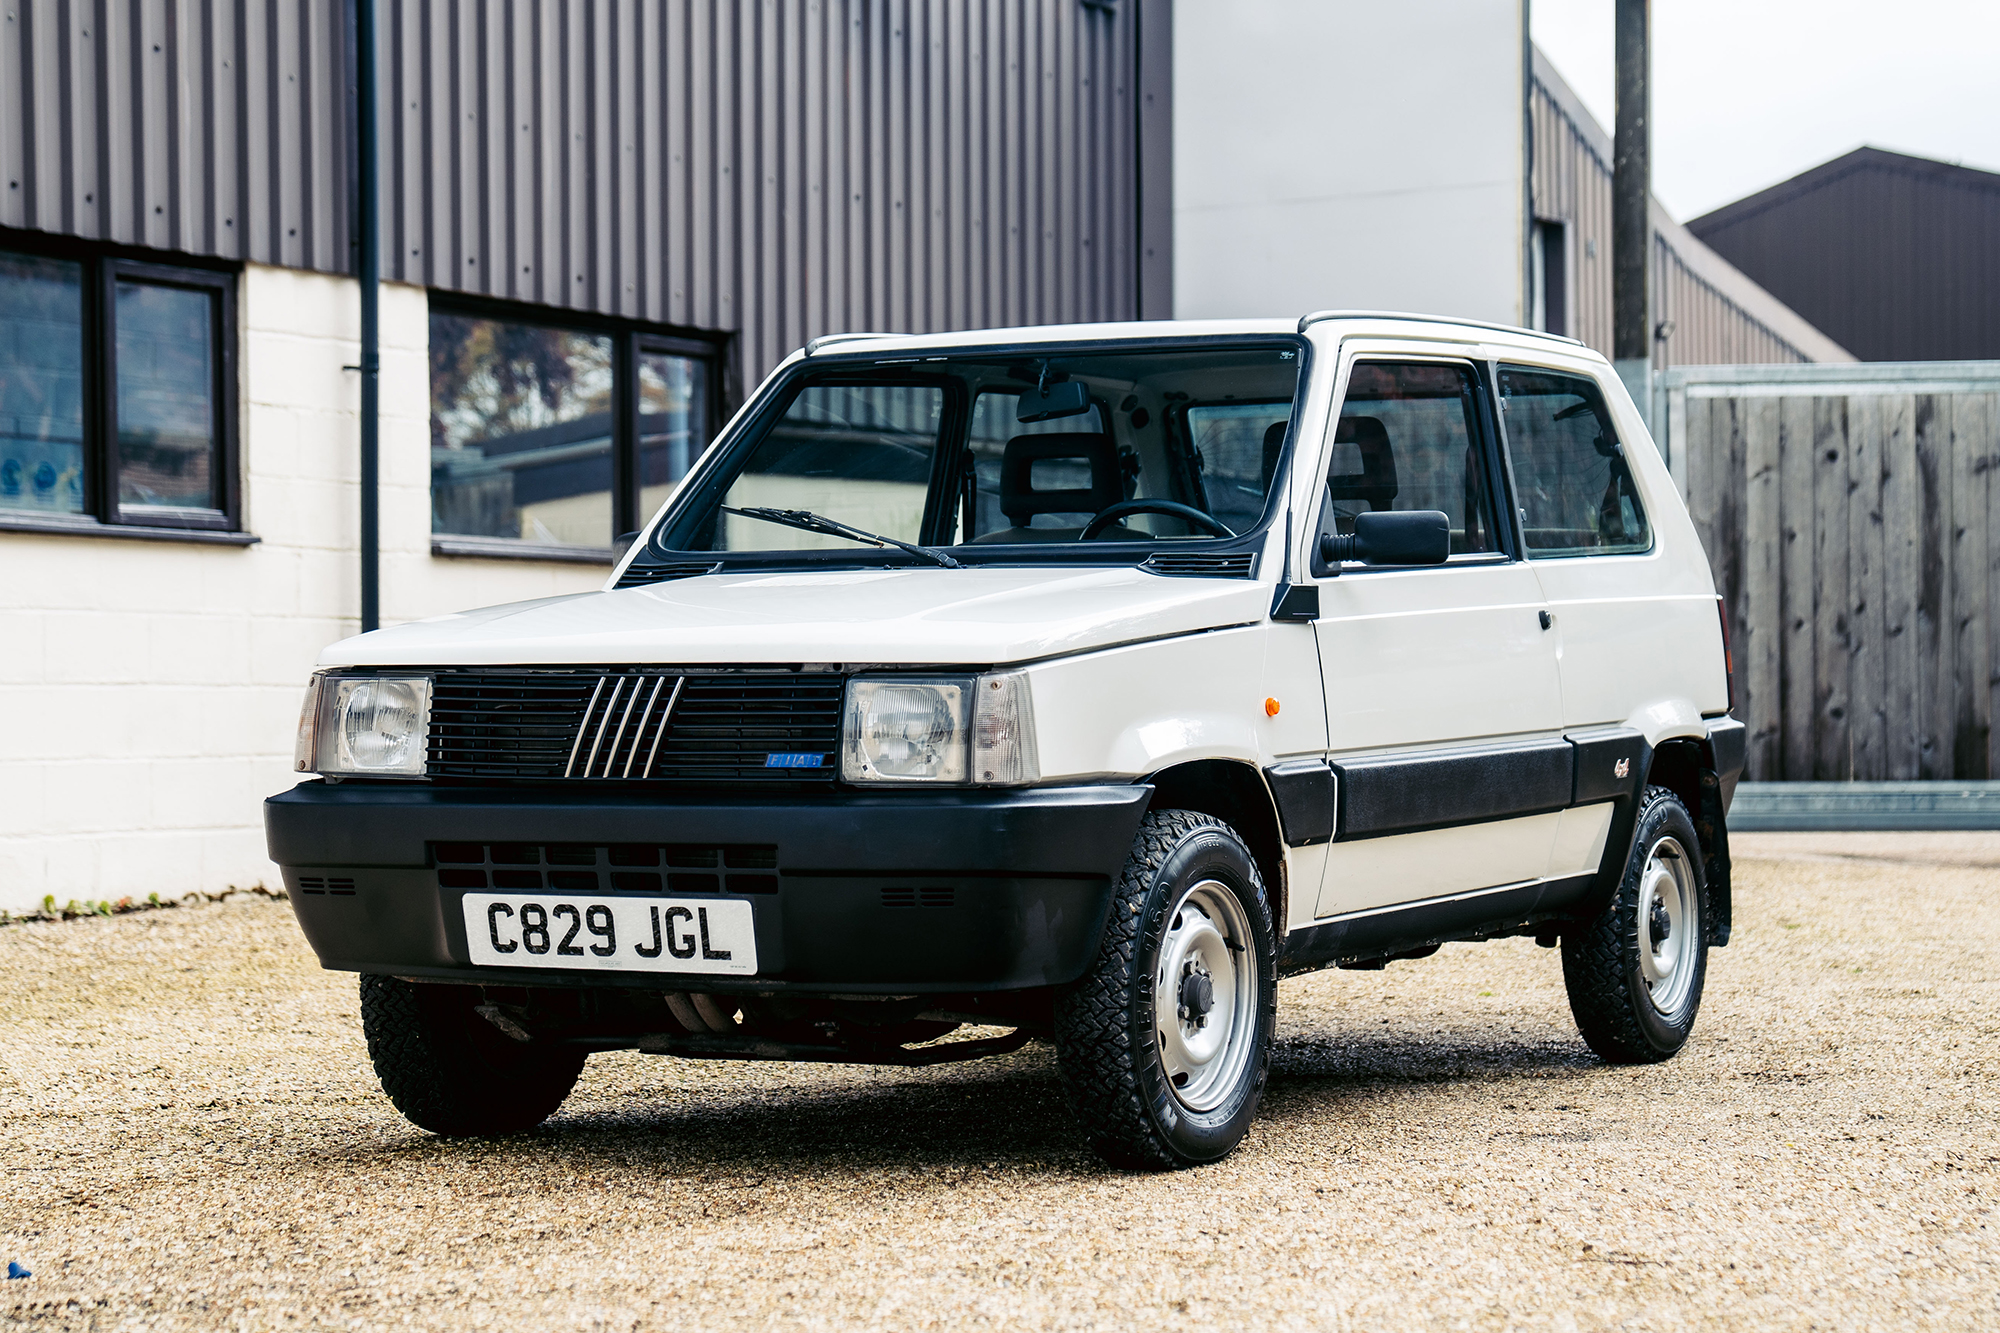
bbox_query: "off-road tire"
[1054,809,1277,1170]
[360,975,586,1136]
[1562,785,1710,1063]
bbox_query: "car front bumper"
[265,781,1151,994]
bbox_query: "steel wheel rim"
[1637,835,1699,1015]
[1153,878,1257,1113]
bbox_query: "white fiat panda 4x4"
[269,313,1743,1169]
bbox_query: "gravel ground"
[2,835,1996,1331]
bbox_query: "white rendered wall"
[1172,0,1527,325]
[0,266,604,914]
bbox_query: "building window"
[0,239,238,534]
[1530,220,1568,338]
[428,299,720,557]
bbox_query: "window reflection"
[430,313,614,546]
[638,351,710,522]
[0,251,86,515]
[115,281,220,512]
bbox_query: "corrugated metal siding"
[381,0,1141,381]
[1687,150,2000,363]
[1652,229,1810,369]
[0,0,351,273]
[1528,57,1822,368]
[4,0,1152,386]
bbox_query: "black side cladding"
[1332,738,1574,839]
[1263,759,1335,845]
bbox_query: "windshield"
[654,341,1304,560]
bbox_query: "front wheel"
[1054,810,1277,1170]
[360,975,586,1136]
[1561,785,1710,1063]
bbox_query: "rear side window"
[1322,361,1499,556]
[1498,367,1651,557]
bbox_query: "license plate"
[462,894,757,976]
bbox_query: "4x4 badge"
[1614,757,1631,778]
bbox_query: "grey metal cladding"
[5,1,1158,385]
[381,0,1147,380]
[0,0,351,274]
[1528,55,1821,369]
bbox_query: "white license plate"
[462,894,757,976]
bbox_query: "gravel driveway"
[3,834,1996,1330]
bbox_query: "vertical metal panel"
[7,0,1149,386]
[2,0,349,272]
[1528,49,1834,369]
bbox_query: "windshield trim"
[640,333,1314,570]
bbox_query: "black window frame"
[0,228,247,545]
[427,292,730,562]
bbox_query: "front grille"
[433,841,781,895]
[427,668,843,784]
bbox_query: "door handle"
[1538,610,1553,631]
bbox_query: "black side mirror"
[1320,509,1451,568]
[1017,379,1090,423]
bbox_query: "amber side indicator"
[1265,697,1281,717]
[1717,597,1737,715]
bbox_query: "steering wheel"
[1078,499,1236,541]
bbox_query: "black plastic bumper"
[265,782,1151,994]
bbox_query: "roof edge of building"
[1687,146,2000,238]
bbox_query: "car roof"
[800,313,1597,363]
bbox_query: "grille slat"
[428,669,842,784]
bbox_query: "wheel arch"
[1144,758,1288,936]
[1640,732,1734,947]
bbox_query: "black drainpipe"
[356,0,381,632]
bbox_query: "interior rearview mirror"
[1320,510,1451,568]
[1016,379,1090,423]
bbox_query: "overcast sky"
[1530,0,2000,222]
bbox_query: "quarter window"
[1498,367,1651,557]
[429,303,720,554]
[1320,361,1499,561]
[0,241,237,533]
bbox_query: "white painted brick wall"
[0,266,605,913]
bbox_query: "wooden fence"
[1661,363,2000,781]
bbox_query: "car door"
[1307,355,1569,920]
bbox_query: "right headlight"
[841,672,1038,786]
[295,672,433,778]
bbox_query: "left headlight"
[297,673,433,777]
[841,672,1037,786]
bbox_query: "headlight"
[843,678,971,783]
[300,674,433,777]
[841,672,1038,786]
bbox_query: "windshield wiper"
[718,506,965,569]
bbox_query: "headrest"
[999,433,1120,526]
[1328,414,1397,509]
[1262,419,1289,489]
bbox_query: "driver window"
[1321,361,1498,556]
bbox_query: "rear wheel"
[1054,810,1277,1170]
[1561,786,1710,1063]
[360,975,586,1136]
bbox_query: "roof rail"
[1296,310,1584,346]
[804,331,898,356]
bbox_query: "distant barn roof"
[1687,148,2000,362]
